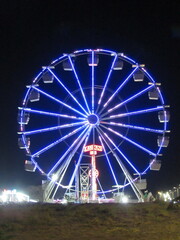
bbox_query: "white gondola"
[157,136,169,147]
[87,54,99,66]
[63,59,73,71]
[150,159,161,171]
[148,88,159,100]
[24,160,36,172]
[29,90,40,102]
[18,137,30,149]
[17,112,30,125]
[135,179,147,190]
[113,59,123,70]
[42,72,54,83]
[158,111,170,122]
[133,70,144,82]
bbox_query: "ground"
[0,202,179,240]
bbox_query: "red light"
[84,144,103,153]
[89,169,99,178]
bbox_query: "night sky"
[0,0,179,194]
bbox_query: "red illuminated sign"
[84,144,103,152]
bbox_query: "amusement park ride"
[18,49,170,203]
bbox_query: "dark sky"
[0,0,179,194]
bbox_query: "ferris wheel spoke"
[32,86,87,118]
[96,126,140,175]
[93,127,95,146]
[91,50,95,113]
[67,126,92,189]
[53,157,70,184]
[100,121,164,134]
[50,133,87,194]
[21,121,87,136]
[47,68,89,115]
[96,140,131,193]
[97,178,106,197]
[19,107,86,120]
[53,127,91,192]
[48,125,91,177]
[100,124,156,156]
[32,124,88,158]
[58,157,73,186]
[101,106,164,121]
[99,130,142,197]
[101,84,154,118]
[98,67,138,115]
[67,55,91,114]
[97,54,118,108]
[52,155,74,197]
[110,151,144,201]
[99,136,119,186]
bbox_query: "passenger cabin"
[24,160,36,172]
[158,111,170,122]
[133,70,144,82]
[63,60,73,71]
[42,72,54,83]
[87,54,99,66]
[18,137,30,149]
[157,136,169,147]
[17,112,30,125]
[148,88,159,100]
[29,90,40,102]
[135,179,147,190]
[113,59,123,70]
[150,159,161,171]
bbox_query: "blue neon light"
[67,126,92,189]
[101,106,164,120]
[32,86,87,118]
[98,54,118,106]
[96,178,106,198]
[68,55,91,114]
[23,121,87,135]
[47,68,89,115]
[55,126,92,188]
[32,124,88,157]
[91,50,95,113]
[101,121,164,134]
[105,85,154,115]
[48,125,90,175]
[97,127,140,175]
[99,136,119,186]
[20,108,86,120]
[103,67,138,108]
[100,124,156,156]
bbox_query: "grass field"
[0,202,179,240]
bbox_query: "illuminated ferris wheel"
[18,49,170,202]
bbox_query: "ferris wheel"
[18,49,170,202]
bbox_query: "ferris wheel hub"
[87,114,99,125]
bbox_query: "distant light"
[61,198,68,204]
[0,189,30,203]
[121,196,128,203]
[1,191,8,202]
[163,192,171,202]
[51,174,58,182]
